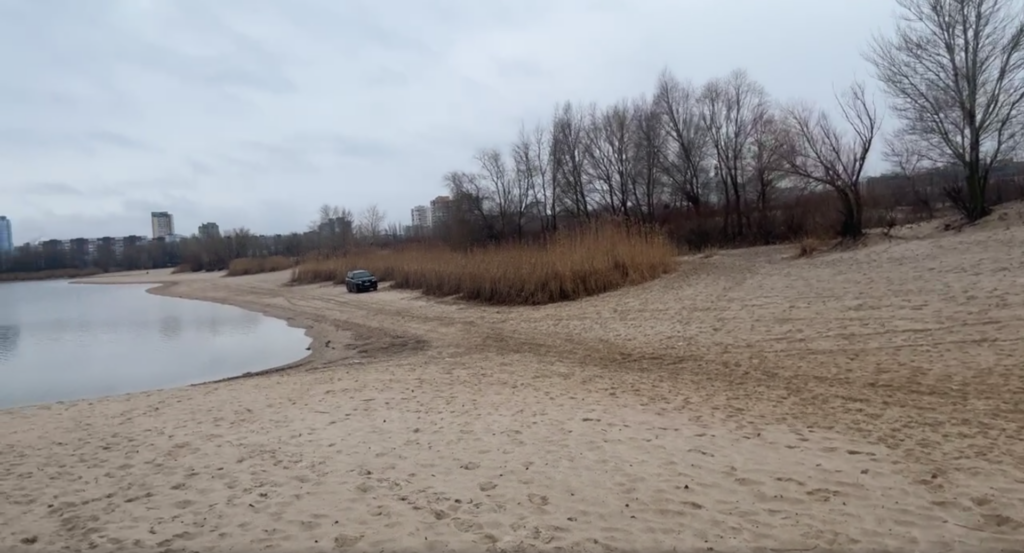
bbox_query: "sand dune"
[2,212,1023,552]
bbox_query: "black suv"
[344,269,378,293]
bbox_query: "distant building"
[151,211,174,239]
[56,235,153,260]
[410,205,430,235]
[318,216,353,237]
[198,222,221,239]
[0,216,12,253]
[430,196,452,228]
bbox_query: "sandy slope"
[2,212,1023,552]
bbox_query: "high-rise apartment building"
[198,222,221,239]
[151,211,174,239]
[429,196,452,228]
[0,216,12,253]
[410,205,430,233]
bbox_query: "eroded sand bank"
[2,212,1023,552]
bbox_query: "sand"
[2,210,1024,552]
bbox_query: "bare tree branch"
[780,81,881,238]
[865,0,1024,220]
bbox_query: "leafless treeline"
[441,68,879,248]
[438,0,1024,249]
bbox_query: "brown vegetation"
[291,223,677,305]
[796,238,829,258]
[0,267,104,282]
[225,256,296,277]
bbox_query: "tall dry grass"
[226,256,296,277]
[291,223,678,305]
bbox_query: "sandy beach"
[2,212,1024,552]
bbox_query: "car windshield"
[351,271,372,279]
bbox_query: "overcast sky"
[0,0,896,243]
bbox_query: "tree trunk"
[837,189,863,240]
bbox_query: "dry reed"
[291,223,678,305]
[226,256,296,277]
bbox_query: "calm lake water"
[0,280,311,409]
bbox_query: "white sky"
[0,0,897,242]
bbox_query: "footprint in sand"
[980,513,1023,531]
[334,533,363,549]
[460,461,480,470]
[528,493,550,506]
[478,481,498,492]
[451,517,483,533]
[806,488,841,501]
[172,499,196,510]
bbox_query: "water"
[0,280,311,409]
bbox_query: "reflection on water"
[159,315,182,340]
[0,325,19,362]
[0,280,310,409]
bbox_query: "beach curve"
[2,218,1023,552]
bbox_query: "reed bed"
[290,223,677,305]
[225,256,297,277]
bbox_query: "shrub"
[226,256,296,277]
[796,238,828,258]
[291,222,678,305]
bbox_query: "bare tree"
[583,101,636,218]
[511,124,549,236]
[529,124,557,233]
[476,147,531,240]
[865,0,1024,221]
[385,222,403,241]
[357,204,386,242]
[655,69,710,212]
[883,133,938,219]
[630,95,668,223]
[781,82,881,239]
[318,204,340,224]
[444,170,499,241]
[700,69,770,238]
[749,108,792,242]
[550,101,592,221]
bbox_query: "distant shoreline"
[0,267,109,283]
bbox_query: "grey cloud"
[285,132,405,160]
[15,182,85,197]
[214,142,320,177]
[0,129,154,157]
[0,1,294,102]
[88,131,154,152]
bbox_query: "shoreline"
[0,272,322,413]
[3,222,1024,552]
[72,273,325,386]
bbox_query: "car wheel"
[346,283,352,293]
